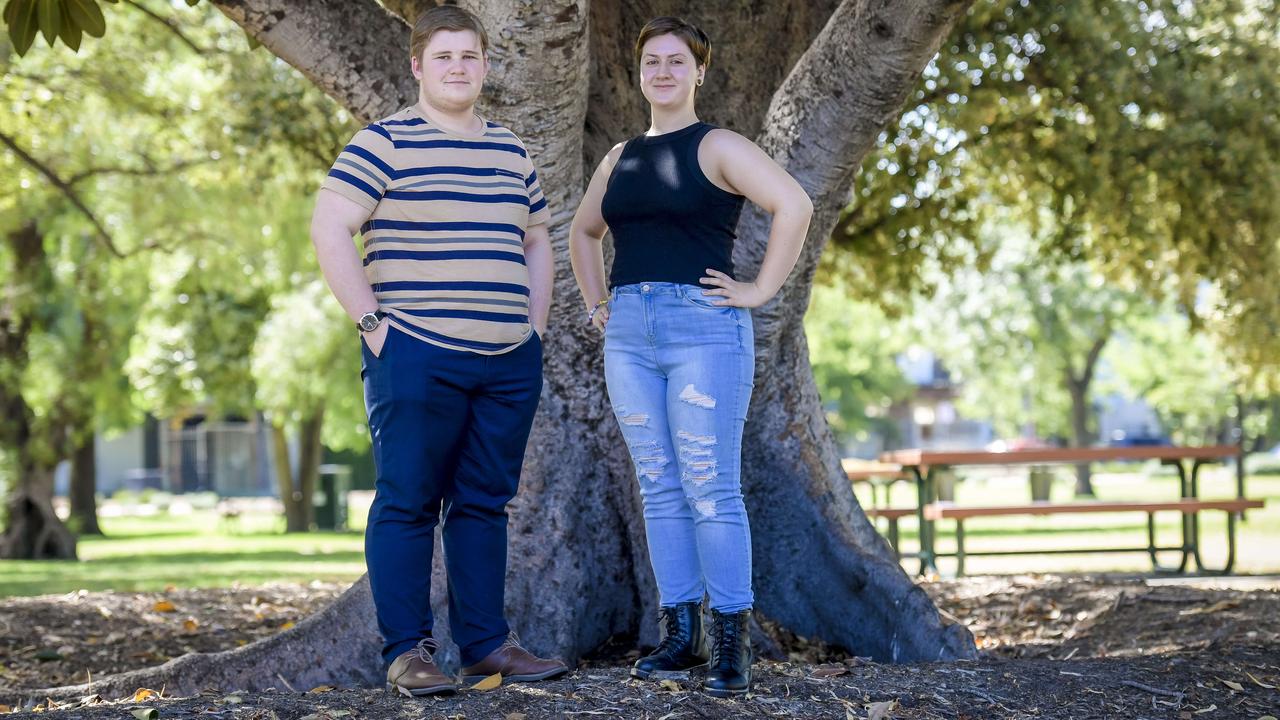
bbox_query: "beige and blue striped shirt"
[322,106,550,355]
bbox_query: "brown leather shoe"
[461,632,570,684]
[386,638,457,696]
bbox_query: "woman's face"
[639,33,704,110]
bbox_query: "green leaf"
[184,0,199,5]
[8,0,39,55]
[65,0,103,37]
[243,27,260,50]
[3,0,23,25]
[57,0,80,50]
[37,0,62,46]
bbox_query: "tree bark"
[1066,333,1109,497]
[270,420,305,532]
[68,430,103,536]
[296,407,324,532]
[0,223,77,560]
[36,0,979,696]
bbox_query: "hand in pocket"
[364,323,390,358]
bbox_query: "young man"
[310,5,566,696]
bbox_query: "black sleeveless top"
[601,122,746,289]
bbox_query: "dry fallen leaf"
[307,685,335,694]
[132,688,158,702]
[1221,679,1244,692]
[395,684,413,698]
[812,664,850,678]
[152,600,177,613]
[1194,705,1217,715]
[279,621,295,631]
[658,679,682,692]
[222,695,242,704]
[1248,673,1276,689]
[182,618,198,632]
[0,705,10,713]
[472,673,503,691]
[131,709,158,720]
[1179,600,1238,616]
[866,699,897,720]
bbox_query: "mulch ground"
[1,575,1278,719]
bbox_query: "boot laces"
[409,637,439,663]
[710,614,741,668]
[654,607,687,654]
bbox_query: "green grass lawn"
[858,469,1280,576]
[2,471,1276,597]
[0,511,367,597]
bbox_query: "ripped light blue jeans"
[604,282,755,612]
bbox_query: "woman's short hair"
[634,16,711,69]
[411,5,489,61]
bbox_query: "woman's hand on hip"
[591,304,611,332]
[700,269,771,308]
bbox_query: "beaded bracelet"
[587,298,609,324]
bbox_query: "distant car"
[1108,435,1171,447]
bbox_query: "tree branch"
[122,0,215,55]
[208,0,417,123]
[66,156,217,186]
[735,0,978,344]
[0,130,124,258]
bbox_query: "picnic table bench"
[854,445,1264,576]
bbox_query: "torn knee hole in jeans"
[693,498,718,518]
[628,439,669,482]
[677,430,718,486]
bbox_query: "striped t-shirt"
[321,106,550,355]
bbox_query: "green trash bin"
[314,464,351,530]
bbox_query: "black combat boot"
[631,602,709,679]
[703,608,752,697]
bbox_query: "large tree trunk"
[0,223,77,560]
[1066,333,1109,497]
[33,0,977,698]
[1067,378,1096,497]
[0,461,77,560]
[68,430,103,536]
[296,407,323,532]
[271,420,306,532]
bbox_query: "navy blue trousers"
[361,323,542,666]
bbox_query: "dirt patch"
[2,575,1278,719]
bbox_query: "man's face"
[412,29,488,112]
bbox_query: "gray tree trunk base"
[0,487,77,560]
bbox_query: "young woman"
[568,16,813,697]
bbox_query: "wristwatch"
[356,311,384,333]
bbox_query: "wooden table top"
[880,445,1241,467]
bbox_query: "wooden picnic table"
[876,444,1255,575]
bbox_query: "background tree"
[251,279,366,532]
[837,0,1280,389]
[914,216,1157,494]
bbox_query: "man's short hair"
[411,5,489,61]
[634,16,711,69]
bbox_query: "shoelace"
[410,637,439,663]
[498,631,523,651]
[654,609,687,655]
[710,615,741,668]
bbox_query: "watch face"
[359,314,380,332]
